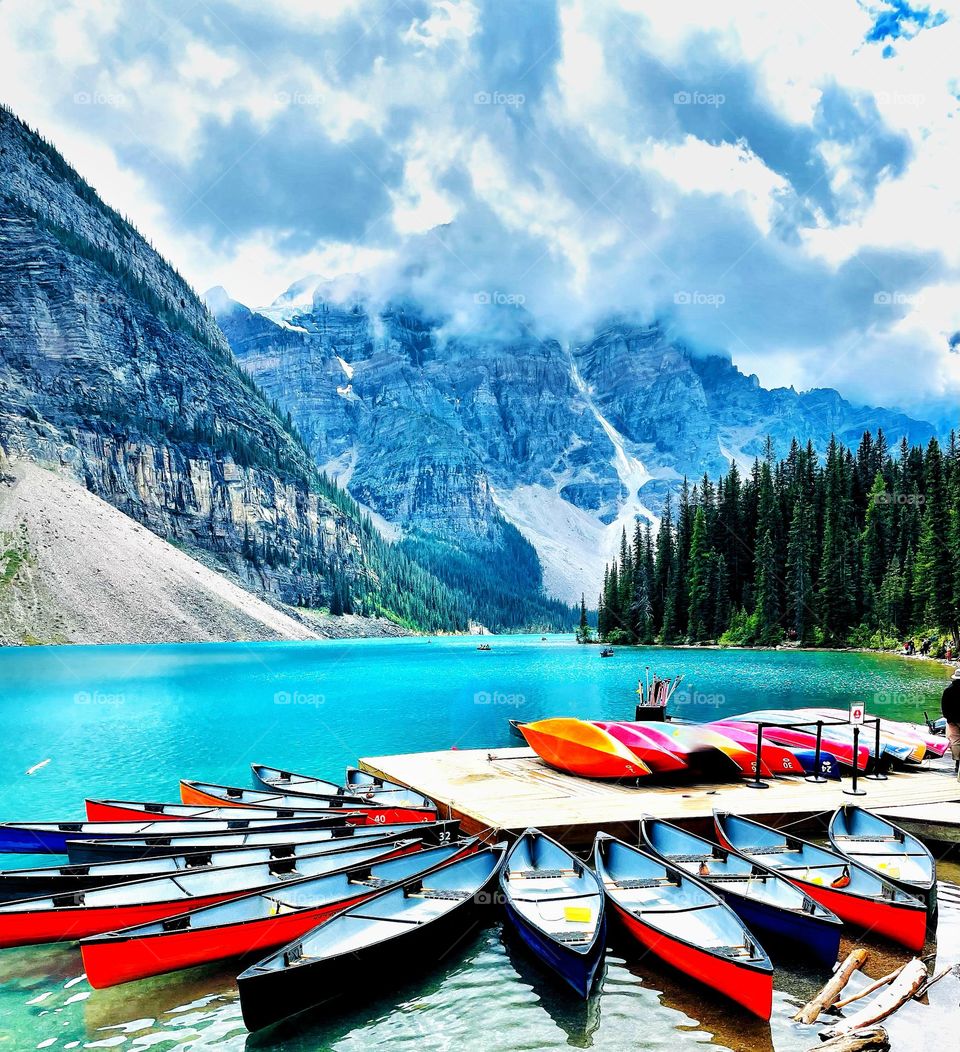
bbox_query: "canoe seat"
[614,877,676,889]
[707,873,771,883]
[714,944,754,959]
[837,835,898,842]
[161,915,191,932]
[549,930,593,944]
[667,853,712,863]
[740,845,791,855]
[354,877,393,889]
[513,868,574,879]
[414,889,471,900]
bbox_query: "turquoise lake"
[0,637,955,1050]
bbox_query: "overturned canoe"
[640,818,841,967]
[613,724,744,780]
[704,721,806,775]
[180,780,437,824]
[0,837,421,947]
[733,710,881,770]
[500,829,605,998]
[591,722,688,774]
[647,724,773,778]
[517,718,651,780]
[0,816,333,855]
[593,832,773,1019]
[80,839,476,988]
[714,812,927,952]
[828,806,936,910]
[237,845,506,1032]
[65,819,462,865]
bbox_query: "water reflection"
[500,923,603,1048]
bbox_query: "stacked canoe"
[513,709,945,783]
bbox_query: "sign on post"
[849,702,865,725]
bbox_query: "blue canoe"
[640,818,842,967]
[786,748,842,781]
[0,817,333,855]
[500,829,605,998]
[828,806,937,911]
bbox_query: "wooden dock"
[359,746,960,845]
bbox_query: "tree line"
[595,430,960,649]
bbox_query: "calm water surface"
[0,637,955,1050]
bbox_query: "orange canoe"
[518,718,652,780]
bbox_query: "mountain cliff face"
[213,281,935,601]
[0,107,372,610]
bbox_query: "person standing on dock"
[943,668,960,765]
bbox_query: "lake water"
[0,637,955,1050]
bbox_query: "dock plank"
[360,747,960,842]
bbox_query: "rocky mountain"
[212,280,936,602]
[0,106,520,634]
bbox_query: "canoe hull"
[504,900,605,999]
[82,890,374,988]
[238,885,490,1032]
[0,890,240,947]
[611,901,773,1020]
[717,890,840,968]
[0,819,327,855]
[518,722,650,780]
[179,782,436,824]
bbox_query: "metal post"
[746,722,769,789]
[805,719,829,784]
[844,725,867,797]
[866,717,887,781]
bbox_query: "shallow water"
[0,637,955,1049]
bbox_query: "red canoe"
[705,722,806,775]
[179,780,437,825]
[592,722,688,773]
[80,839,476,988]
[593,832,773,1019]
[85,800,326,823]
[0,837,419,947]
[714,812,927,952]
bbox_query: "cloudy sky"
[1,0,958,418]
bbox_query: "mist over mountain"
[211,276,936,601]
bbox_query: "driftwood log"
[832,965,905,1011]
[820,958,928,1039]
[794,948,869,1023]
[809,1026,890,1052]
